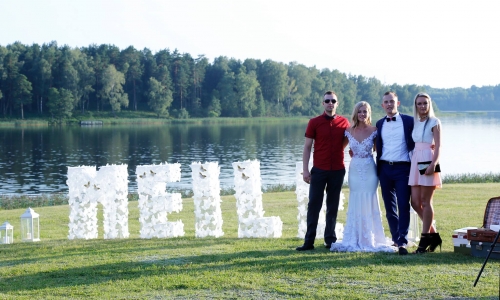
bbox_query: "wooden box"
[467,228,499,243]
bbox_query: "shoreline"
[1,173,499,210]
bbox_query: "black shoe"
[325,244,331,249]
[413,234,432,254]
[398,246,408,255]
[428,233,442,252]
[296,244,314,251]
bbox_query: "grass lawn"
[1,183,499,299]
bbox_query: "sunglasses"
[324,99,337,104]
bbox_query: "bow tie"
[386,117,396,122]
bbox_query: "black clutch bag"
[418,161,441,175]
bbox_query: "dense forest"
[1,41,499,121]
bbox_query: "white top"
[380,113,410,162]
[412,117,441,144]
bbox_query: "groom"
[375,91,415,255]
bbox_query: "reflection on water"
[0,120,308,194]
[1,112,500,195]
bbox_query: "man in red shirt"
[297,91,350,251]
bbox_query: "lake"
[1,112,499,195]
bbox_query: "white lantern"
[0,221,14,244]
[407,207,421,244]
[20,208,40,242]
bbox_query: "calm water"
[1,112,499,195]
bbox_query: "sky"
[2,0,499,89]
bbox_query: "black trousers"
[304,167,346,246]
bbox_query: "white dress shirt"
[380,113,410,162]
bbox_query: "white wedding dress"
[330,130,396,252]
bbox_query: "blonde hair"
[413,92,436,119]
[351,101,372,128]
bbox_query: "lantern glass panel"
[21,218,33,240]
[0,230,6,244]
[33,218,40,240]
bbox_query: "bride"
[330,101,396,253]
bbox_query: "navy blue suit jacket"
[375,114,415,175]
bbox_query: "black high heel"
[428,233,442,252]
[414,234,432,254]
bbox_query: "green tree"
[190,55,209,117]
[30,56,52,114]
[147,77,172,117]
[235,67,259,117]
[217,71,237,116]
[258,60,288,105]
[99,65,128,116]
[1,51,32,118]
[207,94,221,117]
[83,44,121,111]
[72,49,95,113]
[0,46,8,116]
[339,78,357,116]
[307,75,327,116]
[1,51,19,116]
[321,69,356,116]
[12,74,33,119]
[120,46,143,111]
[53,46,78,94]
[47,87,74,122]
[286,63,314,114]
[171,50,191,110]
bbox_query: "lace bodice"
[345,130,377,158]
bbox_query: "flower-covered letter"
[190,162,224,238]
[232,160,282,238]
[67,164,129,240]
[136,163,184,238]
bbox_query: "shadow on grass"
[0,237,486,293]
[0,237,236,267]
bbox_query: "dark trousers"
[379,163,411,246]
[304,167,346,246]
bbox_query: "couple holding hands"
[297,91,442,255]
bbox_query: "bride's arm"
[345,128,352,155]
[372,127,377,153]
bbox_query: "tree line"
[1,41,499,122]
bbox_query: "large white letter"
[233,160,282,238]
[67,166,98,240]
[136,163,184,238]
[191,162,224,238]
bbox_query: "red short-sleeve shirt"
[305,113,350,171]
